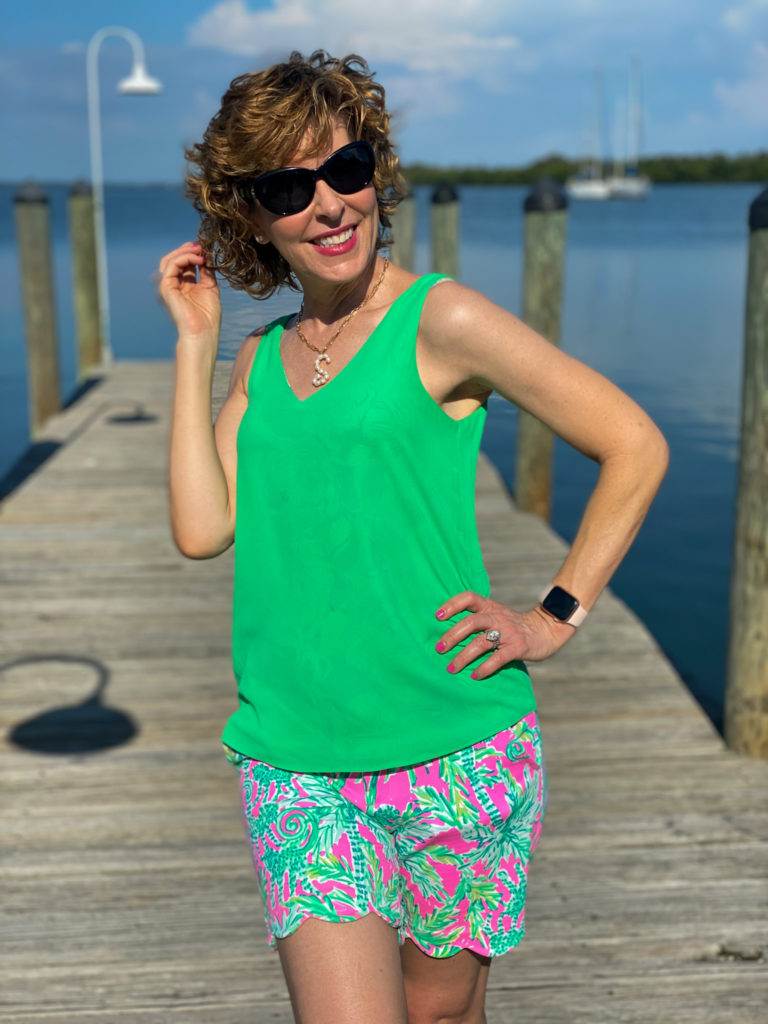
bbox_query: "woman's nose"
[312,178,345,216]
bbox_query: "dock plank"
[1,360,766,1023]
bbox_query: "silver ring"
[485,628,501,649]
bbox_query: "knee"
[407,1005,481,1024]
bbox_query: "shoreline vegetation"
[401,149,768,186]
[4,150,766,189]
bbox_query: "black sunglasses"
[245,139,376,216]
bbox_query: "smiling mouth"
[309,224,358,246]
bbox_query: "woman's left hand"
[434,591,577,681]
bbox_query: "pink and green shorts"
[222,709,547,959]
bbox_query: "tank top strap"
[374,271,454,358]
[244,313,292,398]
[392,271,455,328]
[375,270,457,408]
[402,271,454,305]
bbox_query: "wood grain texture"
[1,360,766,1023]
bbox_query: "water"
[1,181,759,733]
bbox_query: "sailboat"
[606,55,651,199]
[566,67,611,200]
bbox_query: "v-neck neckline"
[276,274,429,405]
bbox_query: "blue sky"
[3,0,767,183]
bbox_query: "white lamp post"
[86,26,162,368]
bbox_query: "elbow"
[646,425,670,477]
[601,419,670,475]
[621,425,670,484]
[175,541,216,560]
[170,523,234,560]
[171,532,211,559]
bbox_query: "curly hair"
[183,49,410,300]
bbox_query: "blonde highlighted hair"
[183,48,409,300]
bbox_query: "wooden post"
[430,182,459,279]
[388,189,416,272]
[515,177,569,519]
[68,179,103,376]
[13,181,61,437]
[724,185,768,760]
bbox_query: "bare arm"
[422,280,670,619]
[157,239,266,559]
[168,331,261,559]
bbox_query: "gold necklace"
[294,257,390,388]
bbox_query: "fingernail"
[435,641,445,652]
[436,609,445,619]
[447,664,455,673]
[470,671,478,679]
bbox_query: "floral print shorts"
[222,709,547,959]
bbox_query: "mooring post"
[13,180,61,436]
[430,182,459,279]
[68,179,103,377]
[515,176,569,519]
[724,184,768,760]
[389,188,416,272]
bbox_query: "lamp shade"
[118,63,162,95]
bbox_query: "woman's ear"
[250,202,268,245]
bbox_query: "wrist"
[176,332,219,349]
[530,603,577,635]
[537,581,589,628]
[175,336,219,371]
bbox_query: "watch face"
[542,585,579,621]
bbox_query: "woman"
[159,49,668,1024]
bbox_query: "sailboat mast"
[625,62,634,172]
[613,94,625,177]
[633,54,644,168]
[593,66,607,178]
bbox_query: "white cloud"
[184,0,532,120]
[714,40,768,125]
[177,1,764,148]
[185,0,525,81]
[722,0,768,32]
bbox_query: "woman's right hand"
[155,240,221,342]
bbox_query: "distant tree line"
[401,150,768,185]
[9,149,765,191]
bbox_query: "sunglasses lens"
[250,141,375,216]
[324,142,375,194]
[255,171,314,216]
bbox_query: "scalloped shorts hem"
[224,709,547,959]
[264,905,528,960]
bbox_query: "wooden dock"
[1,360,766,1023]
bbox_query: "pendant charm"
[312,352,331,387]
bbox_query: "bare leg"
[400,938,491,1024]
[277,913,408,1024]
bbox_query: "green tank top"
[221,271,537,772]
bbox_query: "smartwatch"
[537,583,589,628]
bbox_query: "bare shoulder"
[421,277,506,349]
[420,277,500,394]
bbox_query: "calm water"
[1,181,759,733]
